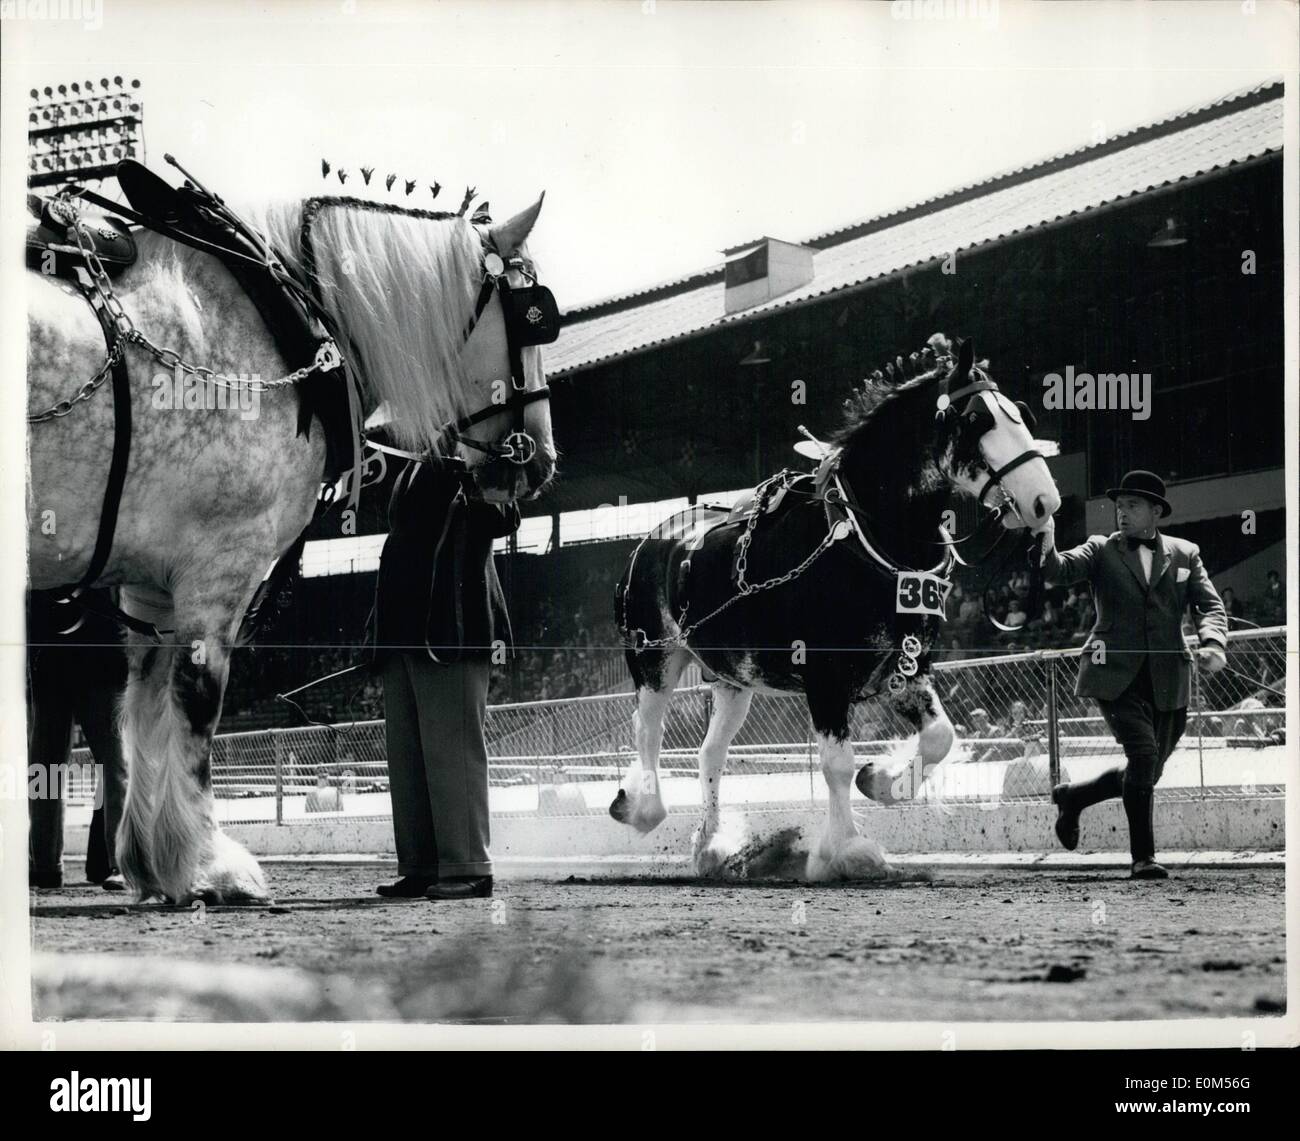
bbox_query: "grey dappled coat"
[1042,531,1227,711]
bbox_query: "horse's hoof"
[807,834,891,882]
[692,844,727,879]
[857,757,922,805]
[855,762,900,803]
[631,798,668,834]
[609,789,630,822]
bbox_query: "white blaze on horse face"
[972,392,1060,533]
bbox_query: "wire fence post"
[1046,654,1061,790]
[273,732,284,825]
[808,718,816,809]
[1193,651,1205,795]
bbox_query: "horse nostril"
[1033,495,1048,519]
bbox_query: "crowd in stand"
[496,561,625,705]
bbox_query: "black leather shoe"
[426,876,493,900]
[1051,785,1079,851]
[376,875,436,898]
[1131,859,1169,880]
[30,868,63,890]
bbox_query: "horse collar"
[823,457,953,579]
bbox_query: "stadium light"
[27,75,145,189]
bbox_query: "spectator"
[1004,598,1028,630]
[305,772,344,813]
[1220,587,1244,626]
[1258,570,1284,626]
[962,707,1004,764]
[1072,594,1096,643]
[1008,699,1045,758]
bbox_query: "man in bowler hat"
[1038,470,1227,878]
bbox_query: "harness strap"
[423,476,469,664]
[977,448,1046,507]
[71,186,285,275]
[450,387,552,434]
[49,280,168,642]
[462,276,498,343]
[51,270,135,611]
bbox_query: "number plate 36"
[895,571,952,619]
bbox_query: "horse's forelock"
[254,199,483,451]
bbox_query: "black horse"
[611,335,1061,880]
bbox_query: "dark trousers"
[382,652,492,879]
[28,647,128,883]
[1061,662,1188,862]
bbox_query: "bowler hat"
[1106,469,1172,517]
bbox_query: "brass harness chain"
[28,197,340,424]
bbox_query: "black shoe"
[1051,785,1080,851]
[426,876,493,900]
[376,875,435,898]
[101,870,127,892]
[30,868,63,890]
[1131,859,1169,880]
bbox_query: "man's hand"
[1197,645,1227,674]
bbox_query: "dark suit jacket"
[372,461,520,664]
[1041,530,1227,711]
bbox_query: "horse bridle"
[299,197,557,470]
[438,233,557,466]
[935,366,1044,521]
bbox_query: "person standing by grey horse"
[1038,471,1227,879]
[27,589,129,891]
[372,457,519,901]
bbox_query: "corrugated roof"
[549,80,1283,379]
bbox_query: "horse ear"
[956,337,974,380]
[489,192,545,255]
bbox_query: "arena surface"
[30,860,1286,1025]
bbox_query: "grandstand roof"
[549,79,1284,379]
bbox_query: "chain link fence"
[62,628,1287,823]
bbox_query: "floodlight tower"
[27,75,145,190]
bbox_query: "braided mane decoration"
[838,332,956,430]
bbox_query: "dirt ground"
[28,859,1287,1025]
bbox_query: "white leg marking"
[691,683,753,876]
[615,650,688,834]
[807,732,891,882]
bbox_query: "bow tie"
[1127,535,1157,551]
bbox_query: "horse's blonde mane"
[252,198,484,450]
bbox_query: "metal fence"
[64,627,1288,823]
